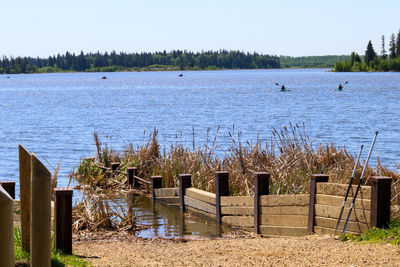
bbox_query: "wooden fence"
[152,172,392,237]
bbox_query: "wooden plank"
[19,144,31,252]
[186,188,216,205]
[221,206,253,216]
[260,206,308,216]
[156,197,180,205]
[186,206,216,219]
[154,188,178,197]
[316,183,371,199]
[315,204,370,224]
[316,194,371,211]
[260,194,309,206]
[314,226,359,236]
[222,216,254,227]
[184,196,216,214]
[259,226,308,237]
[221,196,253,207]
[260,215,308,227]
[315,216,369,234]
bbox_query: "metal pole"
[333,144,363,236]
[342,131,378,235]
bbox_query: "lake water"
[1,69,400,189]
[2,69,400,237]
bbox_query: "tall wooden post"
[0,181,15,199]
[31,154,51,267]
[127,167,137,188]
[215,171,230,225]
[111,162,120,172]
[151,176,163,202]
[0,185,14,267]
[370,176,392,228]
[54,188,73,254]
[19,144,31,252]
[179,174,192,212]
[307,174,329,234]
[254,172,270,234]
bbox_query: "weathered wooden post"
[19,144,31,252]
[307,174,329,234]
[31,154,51,267]
[151,176,163,202]
[0,181,15,199]
[127,167,137,188]
[370,176,392,228]
[215,171,230,225]
[179,174,192,212]
[111,162,120,172]
[54,188,73,254]
[254,172,270,234]
[0,185,14,267]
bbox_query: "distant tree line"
[334,29,400,72]
[0,50,280,74]
[280,55,350,68]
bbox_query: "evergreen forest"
[0,50,280,74]
[334,29,400,72]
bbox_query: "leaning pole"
[0,185,14,267]
[31,154,51,267]
[19,144,31,252]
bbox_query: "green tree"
[389,33,396,59]
[381,35,387,60]
[365,40,376,66]
[396,29,400,57]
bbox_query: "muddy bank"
[73,234,400,266]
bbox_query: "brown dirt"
[73,234,400,267]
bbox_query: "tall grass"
[72,124,400,214]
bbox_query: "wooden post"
[0,185,14,267]
[151,176,162,201]
[254,172,269,234]
[0,181,15,199]
[307,174,329,234]
[54,188,73,254]
[127,167,137,188]
[370,176,392,228]
[215,171,229,224]
[19,144,31,252]
[179,174,192,212]
[31,154,51,267]
[111,162,120,172]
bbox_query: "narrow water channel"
[130,196,230,238]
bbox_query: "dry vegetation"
[72,123,400,217]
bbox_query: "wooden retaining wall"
[152,173,392,237]
[314,183,371,235]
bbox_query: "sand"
[73,234,400,267]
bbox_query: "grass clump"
[14,227,90,266]
[72,123,400,213]
[341,217,400,245]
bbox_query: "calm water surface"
[1,69,400,236]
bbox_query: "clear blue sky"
[1,0,399,57]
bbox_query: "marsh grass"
[72,124,400,215]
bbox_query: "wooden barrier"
[254,172,269,234]
[0,185,14,267]
[151,176,163,202]
[31,154,51,267]
[307,174,329,234]
[0,181,15,199]
[179,174,192,212]
[54,188,73,254]
[19,144,31,252]
[151,172,392,237]
[215,171,229,224]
